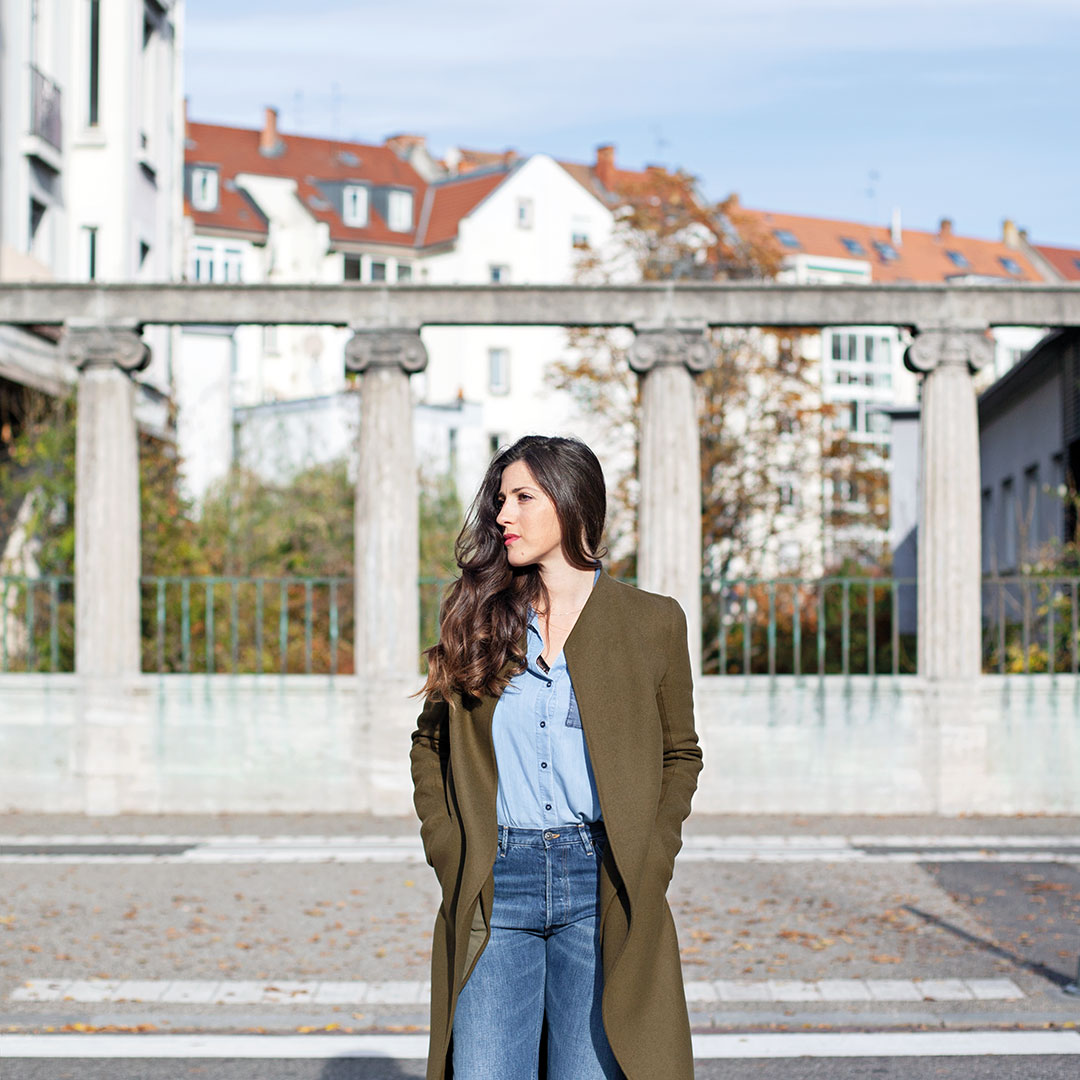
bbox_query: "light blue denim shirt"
[492,564,603,828]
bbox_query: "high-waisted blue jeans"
[451,820,624,1080]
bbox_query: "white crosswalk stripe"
[2,1030,1078,1059]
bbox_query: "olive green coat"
[410,570,703,1080]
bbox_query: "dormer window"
[190,166,219,211]
[946,250,970,269]
[343,185,369,227]
[840,237,866,256]
[872,240,898,262]
[773,228,800,249]
[999,256,1023,276]
[387,189,413,232]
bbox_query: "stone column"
[65,322,150,679]
[629,324,710,674]
[345,327,428,680]
[904,327,994,680]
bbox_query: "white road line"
[8,977,1024,1005]
[1,834,1076,864]
[3,1031,1079,1059]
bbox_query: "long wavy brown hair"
[417,435,607,704]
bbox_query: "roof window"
[773,228,800,249]
[840,237,866,256]
[1073,257,1080,272]
[343,185,369,227]
[190,166,219,212]
[999,256,1023,276]
[946,250,970,269]
[872,240,898,262]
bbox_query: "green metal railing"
[142,576,354,675]
[981,576,1080,675]
[0,574,71,673]
[702,577,918,676]
[2,573,1078,677]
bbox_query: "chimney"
[890,207,902,248]
[1002,218,1020,248]
[260,106,283,157]
[938,217,953,239]
[595,144,615,191]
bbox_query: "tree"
[548,170,886,584]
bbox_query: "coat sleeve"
[409,694,455,881]
[652,595,703,880]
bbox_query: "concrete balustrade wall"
[1,675,1077,815]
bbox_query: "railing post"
[345,326,428,679]
[629,323,709,674]
[65,321,150,679]
[904,326,993,679]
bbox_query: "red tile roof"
[1033,243,1080,281]
[186,120,510,249]
[733,208,1044,284]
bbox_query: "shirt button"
[539,721,546,728]
[546,680,552,687]
[541,762,548,768]
[545,803,552,811]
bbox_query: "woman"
[410,435,702,1080]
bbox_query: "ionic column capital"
[628,323,711,374]
[63,321,150,373]
[903,326,994,375]
[345,326,428,374]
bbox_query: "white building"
[731,203,1051,568]
[179,111,617,505]
[0,0,184,407]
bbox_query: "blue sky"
[185,0,1080,246]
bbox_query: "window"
[343,254,362,281]
[489,432,504,456]
[488,348,510,394]
[1074,258,1080,273]
[1024,464,1040,553]
[777,413,796,436]
[194,243,213,282]
[387,189,413,231]
[222,248,243,282]
[864,335,875,364]
[190,167,219,211]
[773,228,800,249]
[83,225,98,280]
[490,264,509,284]
[778,481,795,507]
[28,199,46,253]
[396,262,412,282]
[572,230,590,248]
[946,250,969,269]
[999,256,1023,276]
[516,197,534,229]
[88,0,100,126]
[867,410,890,436]
[342,185,369,227]
[1001,478,1016,568]
[872,240,898,262]
[981,488,993,570]
[840,237,866,256]
[370,261,387,282]
[139,240,151,268]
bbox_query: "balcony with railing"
[29,64,62,155]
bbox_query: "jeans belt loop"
[498,823,508,856]
[578,821,594,857]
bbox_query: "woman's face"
[495,460,563,569]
